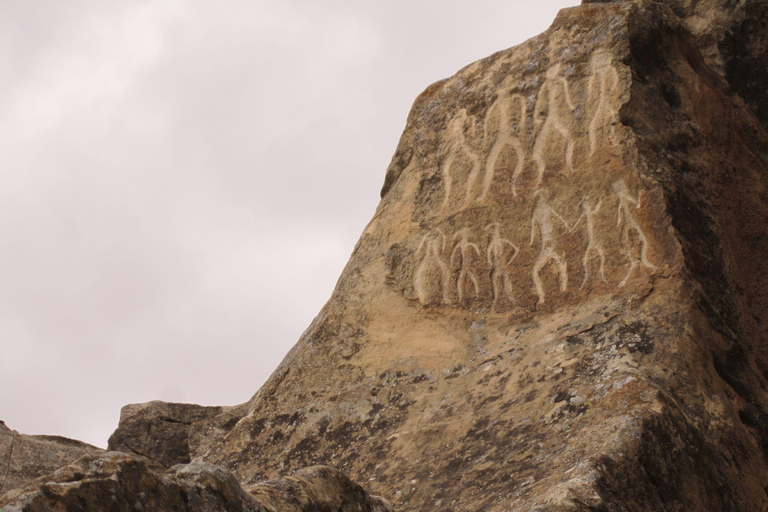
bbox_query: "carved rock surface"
[196,1,768,511]
[5,0,768,510]
[0,421,105,496]
[107,401,224,469]
[0,452,391,512]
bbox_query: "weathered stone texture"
[0,421,104,497]
[202,2,768,510]
[4,0,768,510]
[0,453,391,512]
[107,401,224,469]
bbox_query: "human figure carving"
[472,91,528,201]
[613,179,656,287]
[532,63,576,189]
[440,110,481,209]
[587,50,620,156]
[414,229,451,305]
[451,228,482,301]
[485,222,519,307]
[530,190,572,304]
[571,195,608,288]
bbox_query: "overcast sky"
[1,0,578,448]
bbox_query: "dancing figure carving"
[572,195,608,288]
[532,63,576,189]
[587,50,620,156]
[485,223,519,307]
[530,190,572,304]
[414,229,452,305]
[440,110,481,208]
[477,91,528,200]
[613,180,656,286]
[451,228,482,301]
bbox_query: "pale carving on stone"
[533,63,576,189]
[613,179,656,286]
[572,196,608,288]
[414,229,451,305]
[530,190,572,304]
[451,228,482,301]
[587,50,621,156]
[440,110,481,209]
[480,91,528,199]
[485,222,519,307]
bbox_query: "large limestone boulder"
[0,421,104,496]
[195,1,768,510]
[6,0,768,510]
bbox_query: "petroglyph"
[414,229,452,305]
[587,50,621,156]
[613,179,656,286]
[485,223,519,306]
[441,110,481,208]
[530,190,572,304]
[479,92,528,199]
[451,228,482,301]
[533,63,576,189]
[572,196,608,288]
[408,182,659,308]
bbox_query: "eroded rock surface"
[0,452,390,512]
[107,401,224,469]
[199,2,768,511]
[586,0,768,130]
[0,421,104,496]
[5,1,768,510]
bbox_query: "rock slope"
[0,421,104,497]
[4,0,768,510]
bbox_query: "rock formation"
[4,0,768,510]
[0,421,105,496]
[106,401,224,470]
[0,453,391,512]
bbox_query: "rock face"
[0,453,391,512]
[107,401,224,470]
[200,1,768,510]
[649,0,768,130]
[0,421,104,496]
[4,0,768,510]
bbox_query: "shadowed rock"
[107,401,224,469]
[0,453,391,512]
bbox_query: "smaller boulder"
[107,401,223,470]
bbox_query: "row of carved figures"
[441,50,620,210]
[414,180,656,307]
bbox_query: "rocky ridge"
[4,0,768,510]
[0,422,104,497]
[0,453,391,512]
